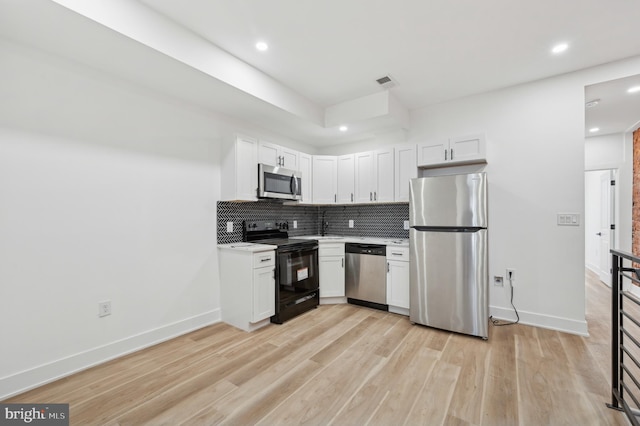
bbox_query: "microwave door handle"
[291,174,299,196]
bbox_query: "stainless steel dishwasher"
[345,243,388,311]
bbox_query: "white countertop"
[295,235,409,247]
[217,236,408,251]
[217,242,277,252]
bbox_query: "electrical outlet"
[494,276,504,287]
[349,219,354,228]
[98,301,111,317]
[506,268,516,284]
[293,220,298,229]
[226,222,233,233]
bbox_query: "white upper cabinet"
[417,134,486,168]
[355,149,394,203]
[337,154,355,203]
[374,148,394,202]
[298,153,313,204]
[221,134,258,201]
[258,140,299,170]
[394,144,417,202]
[354,151,374,203]
[312,155,338,204]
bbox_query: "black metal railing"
[609,249,640,425]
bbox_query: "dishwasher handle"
[345,243,386,256]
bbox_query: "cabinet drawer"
[319,243,345,256]
[386,247,409,261]
[253,251,276,268]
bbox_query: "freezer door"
[409,228,488,338]
[409,173,487,228]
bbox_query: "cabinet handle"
[334,194,337,203]
[351,193,353,202]
[342,258,344,268]
[374,191,377,201]
[444,149,448,161]
[260,257,272,262]
[370,192,372,201]
[391,252,403,256]
[387,262,390,272]
[450,148,454,160]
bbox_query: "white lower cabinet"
[386,246,410,315]
[318,242,345,302]
[252,265,276,322]
[219,247,275,331]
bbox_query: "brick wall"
[633,128,640,257]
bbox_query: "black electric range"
[243,220,319,323]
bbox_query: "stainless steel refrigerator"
[409,172,488,339]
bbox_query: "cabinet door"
[252,266,275,322]
[374,148,394,202]
[312,156,337,204]
[449,134,486,164]
[417,140,447,167]
[258,140,280,166]
[394,144,417,202]
[337,154,355,203]
[298,153,312,203]
[280,147,299,170]
[319,256,345,297]
[236,136,258,200]
[387,260,410,309]
[354,151,374,203]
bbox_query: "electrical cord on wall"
[490,272,520,326]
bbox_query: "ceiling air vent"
[376,75,397,89]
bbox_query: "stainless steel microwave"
[258,163,302,201]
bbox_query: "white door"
[252,266,275,322]
[319,256,345,297]
[312,156,337,204]
[280,147,298,170]
[258,140,280,166]
[337,154,355,203]
[374,148,394,202]
[598,172,612,285]
[354,151,374,202]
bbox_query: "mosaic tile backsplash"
[217,201,409,244]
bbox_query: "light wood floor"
[5,271,627,425]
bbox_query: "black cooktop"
[243,220,317,249]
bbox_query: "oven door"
[258,163,302,201]
[277,244,318,291]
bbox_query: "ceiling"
[2,0,640,144]
[585,75,640,138]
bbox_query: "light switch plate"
[404,220,410,230]
[349,220,354,228]
[293,220,298,229]
[226,221,233,232]
[557,213,580,226]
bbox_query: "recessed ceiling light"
[589,127,600,133]
[339,125,348,132]
[255,41,268,51]
[585,99,600,108]
[551,43,569,54]
[628,86,640,94]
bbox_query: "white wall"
[585,133,625,171]
[0,40,222,398]
[409,55,640,335]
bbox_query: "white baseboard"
[0,309,221,400]
[489,305,588,336]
